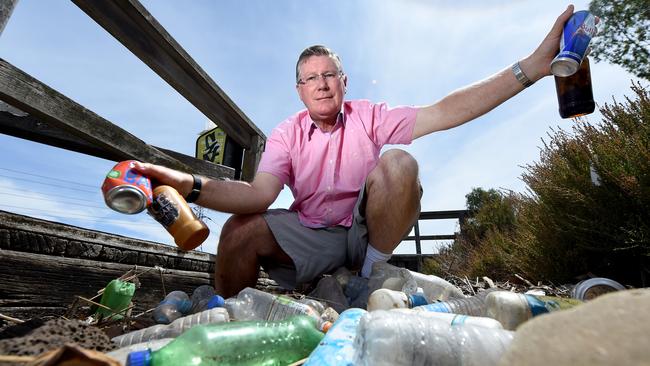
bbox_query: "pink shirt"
[257,100,418,228]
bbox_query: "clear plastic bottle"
[415,288,499,316]
[408,270,465,301]
[113,307,229,348]
[485,291,582,330]
[107,338,174,365]
[126,315,325,366]
[304,308,367,366]
[153,291,192,324]
[224,287,319,322]
[352,310,514,366]
[367,288,428,311]
[153,286,225,324]
[394,308,504,329]
[189,285,225,314]
[367,262,419,294]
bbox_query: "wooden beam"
[418,210,468,220]
[0,0,19,36]
[0,59,233,179]
[0,107,235,179]
[71,0,266,153]
[241,134,265,182]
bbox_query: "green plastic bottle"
[95,279,135,320]
[126,315,325,366]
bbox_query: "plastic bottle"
[415,288,499,316]
[107,338,173,365]
[153,291,192,324]
[224,287,320,322]
[113,307,229,348]
[367,288,428,311]
[408,270,465,301]
[352,310,514,366]
[393,308,504,329]
[485,291,582,330]
[147,185,209,251]
[126,315,325,366]
[153,286,225,324]
[570,277,625,301]
[367,262,418,294]
[95,279,136,320]
[304,308,367,366]
[555,56,595,119]
[189,285,225,314]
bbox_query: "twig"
[0,313,24,324]
[514,274,535,287]
[463,276,475,295]
[0,355,35,363]
[482,276,496,288]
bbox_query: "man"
[136,5,575,298]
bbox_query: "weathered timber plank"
[241,134,265,182]
[71,0,265,152]
[0,108,235,180]
[0,58,200,175]
[0,249,213,318]
[0,210,216,267]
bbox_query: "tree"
[588,0,650,81]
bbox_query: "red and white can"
[101,160,153,214]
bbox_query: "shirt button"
[327,186,332,191]
[329,159,333,164]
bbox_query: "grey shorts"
[262,188,369,290]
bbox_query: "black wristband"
[185,174,202,203]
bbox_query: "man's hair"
[295,45,343,84]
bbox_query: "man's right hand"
[132,162,194,198]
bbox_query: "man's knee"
[219,214,266,253]
[371,149,419,184]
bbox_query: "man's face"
[296,55,347,124]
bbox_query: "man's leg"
[362,149,421,273]
[214,213,293,298]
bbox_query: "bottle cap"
[126,350,152,366]
[207,295,225,309]
[408,293,428,307]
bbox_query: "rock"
[498,288,650,366]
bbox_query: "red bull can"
[551,10,598,77]
[101,160,153,214]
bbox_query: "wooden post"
[0,0,19,36]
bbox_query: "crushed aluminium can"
[551,10,598,77]
[101,160,153,214]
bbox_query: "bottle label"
[266,296,313,321]
[148,192,180,228]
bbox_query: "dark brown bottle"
[554,57,595,119]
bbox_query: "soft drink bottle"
[304,308,367,366]
[415,288,499,316]
[352,310,514,366]
[224,287,320,322]
[126,315,324,366]
[394,308,504,329]
[153,286,225,324]
[367,288,428,311]
[485,291,582,330]
[113,307,229,348]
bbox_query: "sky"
[0,1,644,256]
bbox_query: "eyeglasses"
[297,71,343,86]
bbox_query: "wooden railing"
[391,210,468,272]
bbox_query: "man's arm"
[134,162,283,214]
[412,5,574,139]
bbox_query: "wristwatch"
[512,61,534,88]
[185,174,202,203]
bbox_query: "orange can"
[101,160,153,214]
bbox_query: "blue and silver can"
[551,10,598,77]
